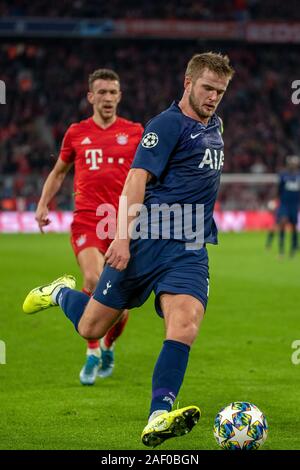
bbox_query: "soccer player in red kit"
[35,69,143,385]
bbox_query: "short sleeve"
[59,126,75,164]
[131,111,182,179]
[136,123,144,137]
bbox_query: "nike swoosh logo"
[190,132,202,139]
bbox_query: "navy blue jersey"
[131,101,224,245]
[279,172,300,207]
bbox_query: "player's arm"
[35,158,73,233]
[104,168,152,271]
[105,112,182,271]
[36,125,75,232]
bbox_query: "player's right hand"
[35,205,51,233]
[104,238,130,271]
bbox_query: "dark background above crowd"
[1,0,300,21]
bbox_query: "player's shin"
[291,228,298,256]
[149,339,190,418]
[266,230,275,248]
[103,310,129,348]
[279,228,285,255]
[77,289,101,385]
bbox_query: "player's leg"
[265,229,275,249]
[77,298,124,339]
[77,246,130,383]
[290,223,298,257]
[278,218,287,257]
[78,247,104,294]
[141,293,204,447]
[23,275,122,337]
[77,247,104,384]
[266,221,277,249]
[98,310,129,379]
[57,284,125,340]
[266,205,278,249]
[23,249,135,375]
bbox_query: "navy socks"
[57,288,89,332]
[150,339,190,416]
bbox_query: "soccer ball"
[213,402,268,450]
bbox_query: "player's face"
[187,69,229,122]
[88,79,121,122]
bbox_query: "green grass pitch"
[0,232,300,450]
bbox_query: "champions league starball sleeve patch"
[131,110,182,178]
[141,132,159,148]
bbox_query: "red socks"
[103,311,129,348]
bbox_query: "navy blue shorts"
[277,204,298,225]
[93,238,209,317]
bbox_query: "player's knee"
[166,309,200,345]
[78,320,105,340]
[78,321,94,339]
[182,321,199,344]
[83,271,100,293]
[167,325,199,346]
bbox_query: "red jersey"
[59,116,143,215]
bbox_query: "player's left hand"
[104,238,130,271]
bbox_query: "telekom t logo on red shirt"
[85,149,125,170]
[85,149,103,170]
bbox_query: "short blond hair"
[185,52,235,82]
[88,69,120,91]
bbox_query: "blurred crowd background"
[1,0,300,211]
[1,0,300,20]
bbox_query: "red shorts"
[70,213,113,257]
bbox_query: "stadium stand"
[1,0,300,21]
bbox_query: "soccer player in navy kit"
[23,53,234,447]
[277,155,300,257]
